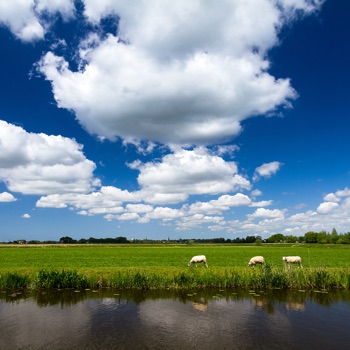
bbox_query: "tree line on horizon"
[6,228,350,245]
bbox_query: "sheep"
[247,255,265,267]
[282,256,303,268]
[188,255,208,268]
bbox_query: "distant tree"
[330,228,338,244]
[115,236,128,243]
[285,235,298,243]
[28,240,40,244]
[343,232,350,244]
[212,237,225,243]
[59,236,76,244]
[317,230,327,244]
[267,233,285,243]
[255,237,262,246]
[245,235,256,243]
[337,232,350,244]
[304,231,318,243]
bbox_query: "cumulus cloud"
[250,200,273,207]
[323,193,340,202]
[186,193,251,215]
[0,192,17,202]
[117,212,140,221]
[334,187,350,198]
[133,147,251,203]
[247,207,286,219]
[125,204,154,213]
[34,0,324,146]
[251,189,263,197]
[144,207,184,221]
[177,214,224,230]
[35,146,251,218]
[0,1,325,148]
[34,180,350,238]
[317,202,339,214]
[0,120,99,195]
[36,188,131,211]
[213,187,350,237]
[0,1,44,41]
[22,213,31,219]
[0,0,75,42]
[253,161,282,181]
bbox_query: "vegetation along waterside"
[0,244,349,290]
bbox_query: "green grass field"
[1,244,349,290]
[0,243,349,272]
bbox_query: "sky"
[0,0,349,242]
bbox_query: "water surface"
[1,288,349,349]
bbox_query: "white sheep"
[247,255,265,267]
[188,255,208,268]
[282,256,303,268]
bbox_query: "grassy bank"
[0,244,349,290]
[1,265,350,290]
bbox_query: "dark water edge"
[1,288,350,350]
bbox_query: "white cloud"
[125,204,153,213]
[35,0,75,18]
[0,120,99,195]
[253,161,282,181]
[22,213,31,219]
[214,193,252,207]
[0,192,17,202]
[0,2,324,147]
[0,0,44,41]
[82,0,322,57]
[214,145,239,157]
[141,193,189,205]
[0,0,74,42]
[38,43,295,145]
[186,202,223,215]
[34,0,323,146]
[323,193,340,202]
[176,214,224,230]
[144,207,184,221]
[34,146,250,216]
[117,212,140,221]
[35,188,133,213]
[185,193,252,216]
[317,202,339,214]
[334,187,350,198]
[250,200,273,207]
[134,147,250,203]
[88,207,124,215]
[210,185,350,237]
[248,207,286,219]
[251,189,263,197]
[122,139,157,156]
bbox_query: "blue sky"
[0,0,349,242]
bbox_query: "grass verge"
[1,265,350,290]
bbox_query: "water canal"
[1,288,349,349]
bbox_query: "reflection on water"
[1,288,350,350]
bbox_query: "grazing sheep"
[282,256,303,268]
[188,255,208,268]
[248,256,265,267]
